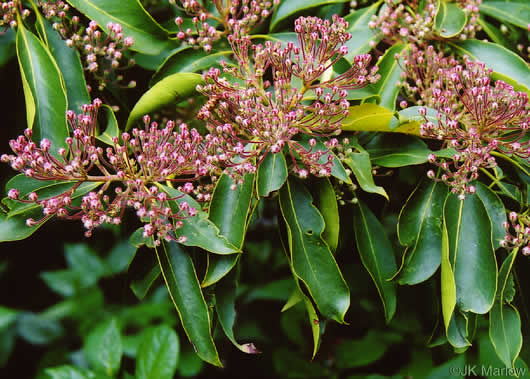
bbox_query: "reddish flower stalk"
[197,15,379,179]
[2,100,219,243]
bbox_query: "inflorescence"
[501,212,530,256]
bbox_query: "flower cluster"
[197,15,379,179]
[38,0,69,19]
[368,0,481,45]
[501,212,530,256]
[420,56,530,195]
[1,100,219,243]
[1,0,29,29]
[172,0,279,52]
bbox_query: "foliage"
[0,0,529,377]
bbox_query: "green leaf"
[158,184,239,254]
[474,182,507,249]
[480,1,530,29]
[136,325,180,379]
[209,173,255,249]
[478,17,511,47]
[216,269,260,354]
[397,181,447,285]
[341,103,394,132]
[44,365,95,379]
[151,48,232,85]
[257,152,288,197]
[365,134,432,167]
[335,331,392,369]
[451,40,530,93]
[0,208,48,242]
[447,310,471,349]
[343,3,380,63]
[16,22,68,150]
[343,148,389,200]
[96,105,120,146]
[130,264,161,300]
[353,201,397,322]
[0,306,18,329]
[65,243,107,287]
[65,0,172,55]
[17,313,64,345]
[279,178,350,323]
[41,19,90,113]
[297,137,352,183]
[313,178,339,252]
[40,270,81,297]
[364,44,407,111]
[0,28,16,67]
[489,250,522,368]
[270,0,350,31]
[444,194,497,314]
[84,318,122,376]
[202,255,239,287]
[435,1,467,38]
[154,241,221,367]
[126,73,202,129]
[106,240,137,275]
[441,214,457,332]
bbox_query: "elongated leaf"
[16,23,68,150]
[343,3,380,62]
[279,178,350,323]
[313,178,339,252]
[447,310,471,349]
[84,318,122,376]
[451,40,530,93]
[216,269,260,354]
[365,134,432,167]
[202,255,239,288]
[65,0,172,55]
[41,19,90,113]
[343,149,389,200]
[397,181,447,285]
[209,173,254,249]
[441,215,457,331]
[151,48,232,85]
[136,325,180,379]
[130,264,161,300]
[364,44,407,111]
[480,1,530,29]
[154,241,221,366]
[270,0,349,30]
[474,182,506,249]
[158,184,239,254]
[444,194,497,314]
[435,1,467,38]
[352,201,397,322]
[490,250,522,368]
[96,105,119,146]
[126,73,202,129]
[342,103,393,131]
[257,152,288,197]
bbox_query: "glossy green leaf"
[447,311,471,349]
[84,318,122,376]
[151,48,232,85]
[313,178,339,252]
[16,22,68,150]
[365,134,432,167]
[444,194,497,314]
[65,0,172,55]
[490,250,522,368]
[353,201,397,322]
[136,325,180,379]
[41,19,90,113]
[40,270,81,297]
[0,208,47,242]
[44,365,95,379]
[257,152,288,197]
[335,331,393,369]
[478,333,528,378]
[64,243,107,286]
[364,44,407,111]
[154,241,221,366]
[397,181,447,285]
[202,255,239,288]
[435,1,467,38]
[106,240,137,275]
[478,17,511,47]
[341,103,394,131]
[17,312,64,345]
[451,40,530,93]
[158,184,239,254]
[480,1,530,29]
[216,269,260,354]
[343,148,389,200]
[209,173,255,249]
[474,182,507,249]
[279,178,350,323]
[343,3,380,62]
[96,105,119,146]
[126,73,202,129]
[130,264,161,300]
[441,214,457,332]
[270,0,349,30]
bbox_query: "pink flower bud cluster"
[38,0,69,19]
[173,0,279,52]
[368,0,481,45]
[420,56,530,195]
[1,0,29,29]
[58,19,135,91]
[500,212,530,256]
[196,15,378,179]
[2,100,218,243]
